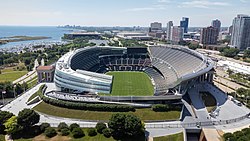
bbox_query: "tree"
[4,116,21,135]
[69,123,80,132]
[243,50,250,58]
[87,128,97,136]
[72,127,84,138]
[44,127,57,138]
[95,122,107,134]
[0,111,14,133]
[58,122,68,131]
[61,128,70,136]
[108,113,145,140]
[17,109,40,129]
[102,128,111,138]
[40,123,50,132]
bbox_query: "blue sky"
[0,0,249,27]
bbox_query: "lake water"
[0,26,72,48]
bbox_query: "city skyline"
[0,0,250,27]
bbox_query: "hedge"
[38,85,135,112]
[152,104,182,112]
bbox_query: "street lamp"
[13,84,16,98]
[2,90,6,105]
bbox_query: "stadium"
[52,45,214,104]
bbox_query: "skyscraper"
[230,14,250,50]
[200,26,218,45]
[211,19,221,38]
[166,21,173,41]
[211,19,221,32]
[180,17,189,33]
[170,26,184,44]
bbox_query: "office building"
[200,26,218,45]
[150,22,162,32]
[166,21,173,41]
[170,26,184,44]
[230,14,250,50]
[180,17,189,33]
[211,19,221,32]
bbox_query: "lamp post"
[2,90,6,105]
[13,84,16,98]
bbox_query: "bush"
[102,128,111,138]
[69,123,80,132]
[61,128,70,136]
[40,123,50,132]
[152,104,181,112]
[72,127,84,138]
[44,127,57,138]
[87,128,97,137]
[95,122,107,134]
[152,104,169,112]
[58,122,68,131]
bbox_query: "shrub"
[44,127,57,138]
[87,128,97,137]
[102,128,111,138]
[69,123,80,132]
[72,127,84,138]
[58,122,68,131]
[152,104,169,112]
[40,123,50,132]
[95,122,107,134]
[61,128,70,136]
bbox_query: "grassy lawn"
[0,63,28,82]
[33,102,180,121]
[201,92,216,113]
[27,83,42,102]
[154,132,184,141]
[27,75,38,89]
[103,71,154,96]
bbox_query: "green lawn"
[154,132,184,141]
[33,102,180,121]
[0,63,28,82]
[104,71,154,96]
[27,75,38,89]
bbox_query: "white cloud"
[125,4,166,12]
[179,0,230,9]
[158,0,171,3]
[240,0,249,3]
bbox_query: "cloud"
[125,4,166,12]
[179,0,230,9]
[158,0,171,3]
[240,0,249,3]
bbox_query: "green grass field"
[33,102,180,121]
[0,63,28,82]
[154,132,184,141]
[105,71,154,96]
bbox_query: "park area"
[0,63,27,82]
[104,71,154,96]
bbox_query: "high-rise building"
[211,19,221,32]
[230,14,250,50]
[211,19,221,38]
[200,26,218,45]
[170,26,184,44]
[180,17,189,33]
[166,21,173,41]
[150,22,162,32]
